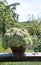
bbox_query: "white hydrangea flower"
[20,28,29,36]
[10,32,14,36]
[5,32,10,36]
[16,31,24,37]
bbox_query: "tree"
[0,0,20,33]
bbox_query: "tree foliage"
[0,0,20,33]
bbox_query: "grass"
[0,62,41,65]
[0,34,41,65]
[0,34,3,52]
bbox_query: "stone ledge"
[0,52,41,62]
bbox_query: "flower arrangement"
[3,27,33,49]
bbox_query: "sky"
[6,0,41,22]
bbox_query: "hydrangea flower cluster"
[3,27,33,48]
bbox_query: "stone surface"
[0,52,41,62]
